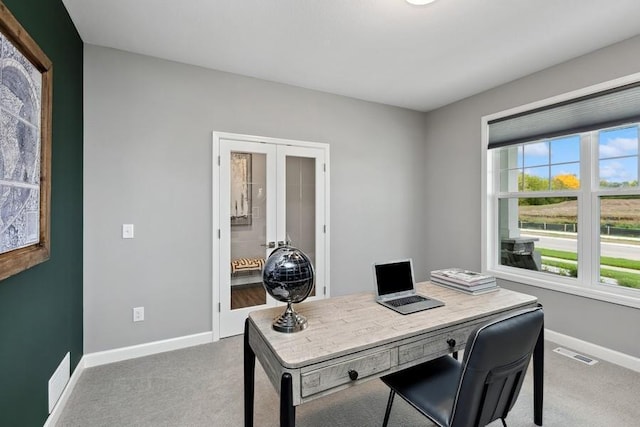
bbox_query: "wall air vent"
[553,347,598,365]
[48,352,70,412]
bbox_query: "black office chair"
[381,306,544,427]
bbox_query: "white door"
[215,134,329,338]
[218,139,277,337]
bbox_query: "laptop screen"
[375,260,414,296]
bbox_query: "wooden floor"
[231,283,265,310]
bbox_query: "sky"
[598,126,638,182]
[514,125,639,184]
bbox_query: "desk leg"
[280,373,295,427]
[244,319,255,427]
[533,318,544,425]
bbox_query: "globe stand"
[272,302,308,333]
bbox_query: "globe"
[262,245,315,333]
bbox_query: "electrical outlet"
[133,306,144,322]
[122,224,134,239]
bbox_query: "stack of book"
[430,268,498,295]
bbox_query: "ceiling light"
[406,0,437,5]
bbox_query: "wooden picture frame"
[230,152,252,226]
[0,2,52,282]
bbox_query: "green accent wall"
[0,0,83,425]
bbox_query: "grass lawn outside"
[538,248,640,270]
[538,249,640,288]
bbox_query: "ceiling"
[62,0,640,112]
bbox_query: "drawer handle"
[348,369,359,381]
[447,338,456,348]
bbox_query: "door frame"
[212,131,330,340]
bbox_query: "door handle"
[261,241,276,248]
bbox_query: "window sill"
[487,267,640,310]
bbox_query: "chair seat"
[381,356,462,427]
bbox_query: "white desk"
[244,282,543,426]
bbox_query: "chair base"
[382,390,395,427]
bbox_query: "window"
[484,78,640,306]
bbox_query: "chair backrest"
[450,306,544,427]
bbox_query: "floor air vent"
[553,347,598,365]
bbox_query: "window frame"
[482,73,640,309]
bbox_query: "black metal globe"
[262,245,315,332]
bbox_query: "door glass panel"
[286,156,316,297]
[230,151,267,310]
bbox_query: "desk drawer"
[301,350,391,397]
[398,323,477,365]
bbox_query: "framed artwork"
[0,2,53,281]
[230,152,252,226]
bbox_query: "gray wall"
[84,45,427,353]
[86,35,640,358]
[423,35,640,358]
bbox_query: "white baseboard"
[83,331,214,368]
[43,356,85,427]
[545,328,640,373]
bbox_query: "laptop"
[373,259,444,315]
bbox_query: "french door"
[214,133,329,338]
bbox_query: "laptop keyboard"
[387,295,427,307]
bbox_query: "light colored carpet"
[56,336,640,426]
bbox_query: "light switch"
[122,224,134,239]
